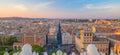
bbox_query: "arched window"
[14,46,17,50]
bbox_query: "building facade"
[13,33,45,50]
[75,29,109,55]
[62,32,73,44]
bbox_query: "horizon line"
[0,16,119,19]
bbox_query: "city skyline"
[0,0,120,18]
[0,18,120,55]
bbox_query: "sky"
[0,0,120,18]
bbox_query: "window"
[14,46,17,50]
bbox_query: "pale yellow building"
[92,26,96,33]
[75,29,109,55]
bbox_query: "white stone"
[4,52,9,55]
[63,52,67,55]
[43,52,48,55]
[100,52,105,55]
[71,52,76,55]
[20,44,32,55]
[33,52,37,55]
[36,52,39,55]
[57,50,63,55]
[52,53,56,55]
[87,44,99,55]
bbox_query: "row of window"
[14,46,22,50]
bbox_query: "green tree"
[7,36,18,45]
[0,36,18,45]
[0,48,8,55]
[0,50,6,55]
[9,50,21,55]
[0,36,18,51]
[31,44,43,52]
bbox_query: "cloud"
[75,4,120,18]
[10,1,53,12]
[83,4,120,11]
[33,2,53,11]
[84,4,112,10]
[12,4,28,11]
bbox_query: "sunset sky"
[0,0,120,18]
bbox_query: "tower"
[57,22,62,47]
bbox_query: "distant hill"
[0,17,119,22]
[0,17,50,21]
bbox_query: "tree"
[31,44,44,52]
[0,50,6,55]
[0,36,18,51]
[0,36,18,46]
[7,36,18,45]
[9,50,21,55]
